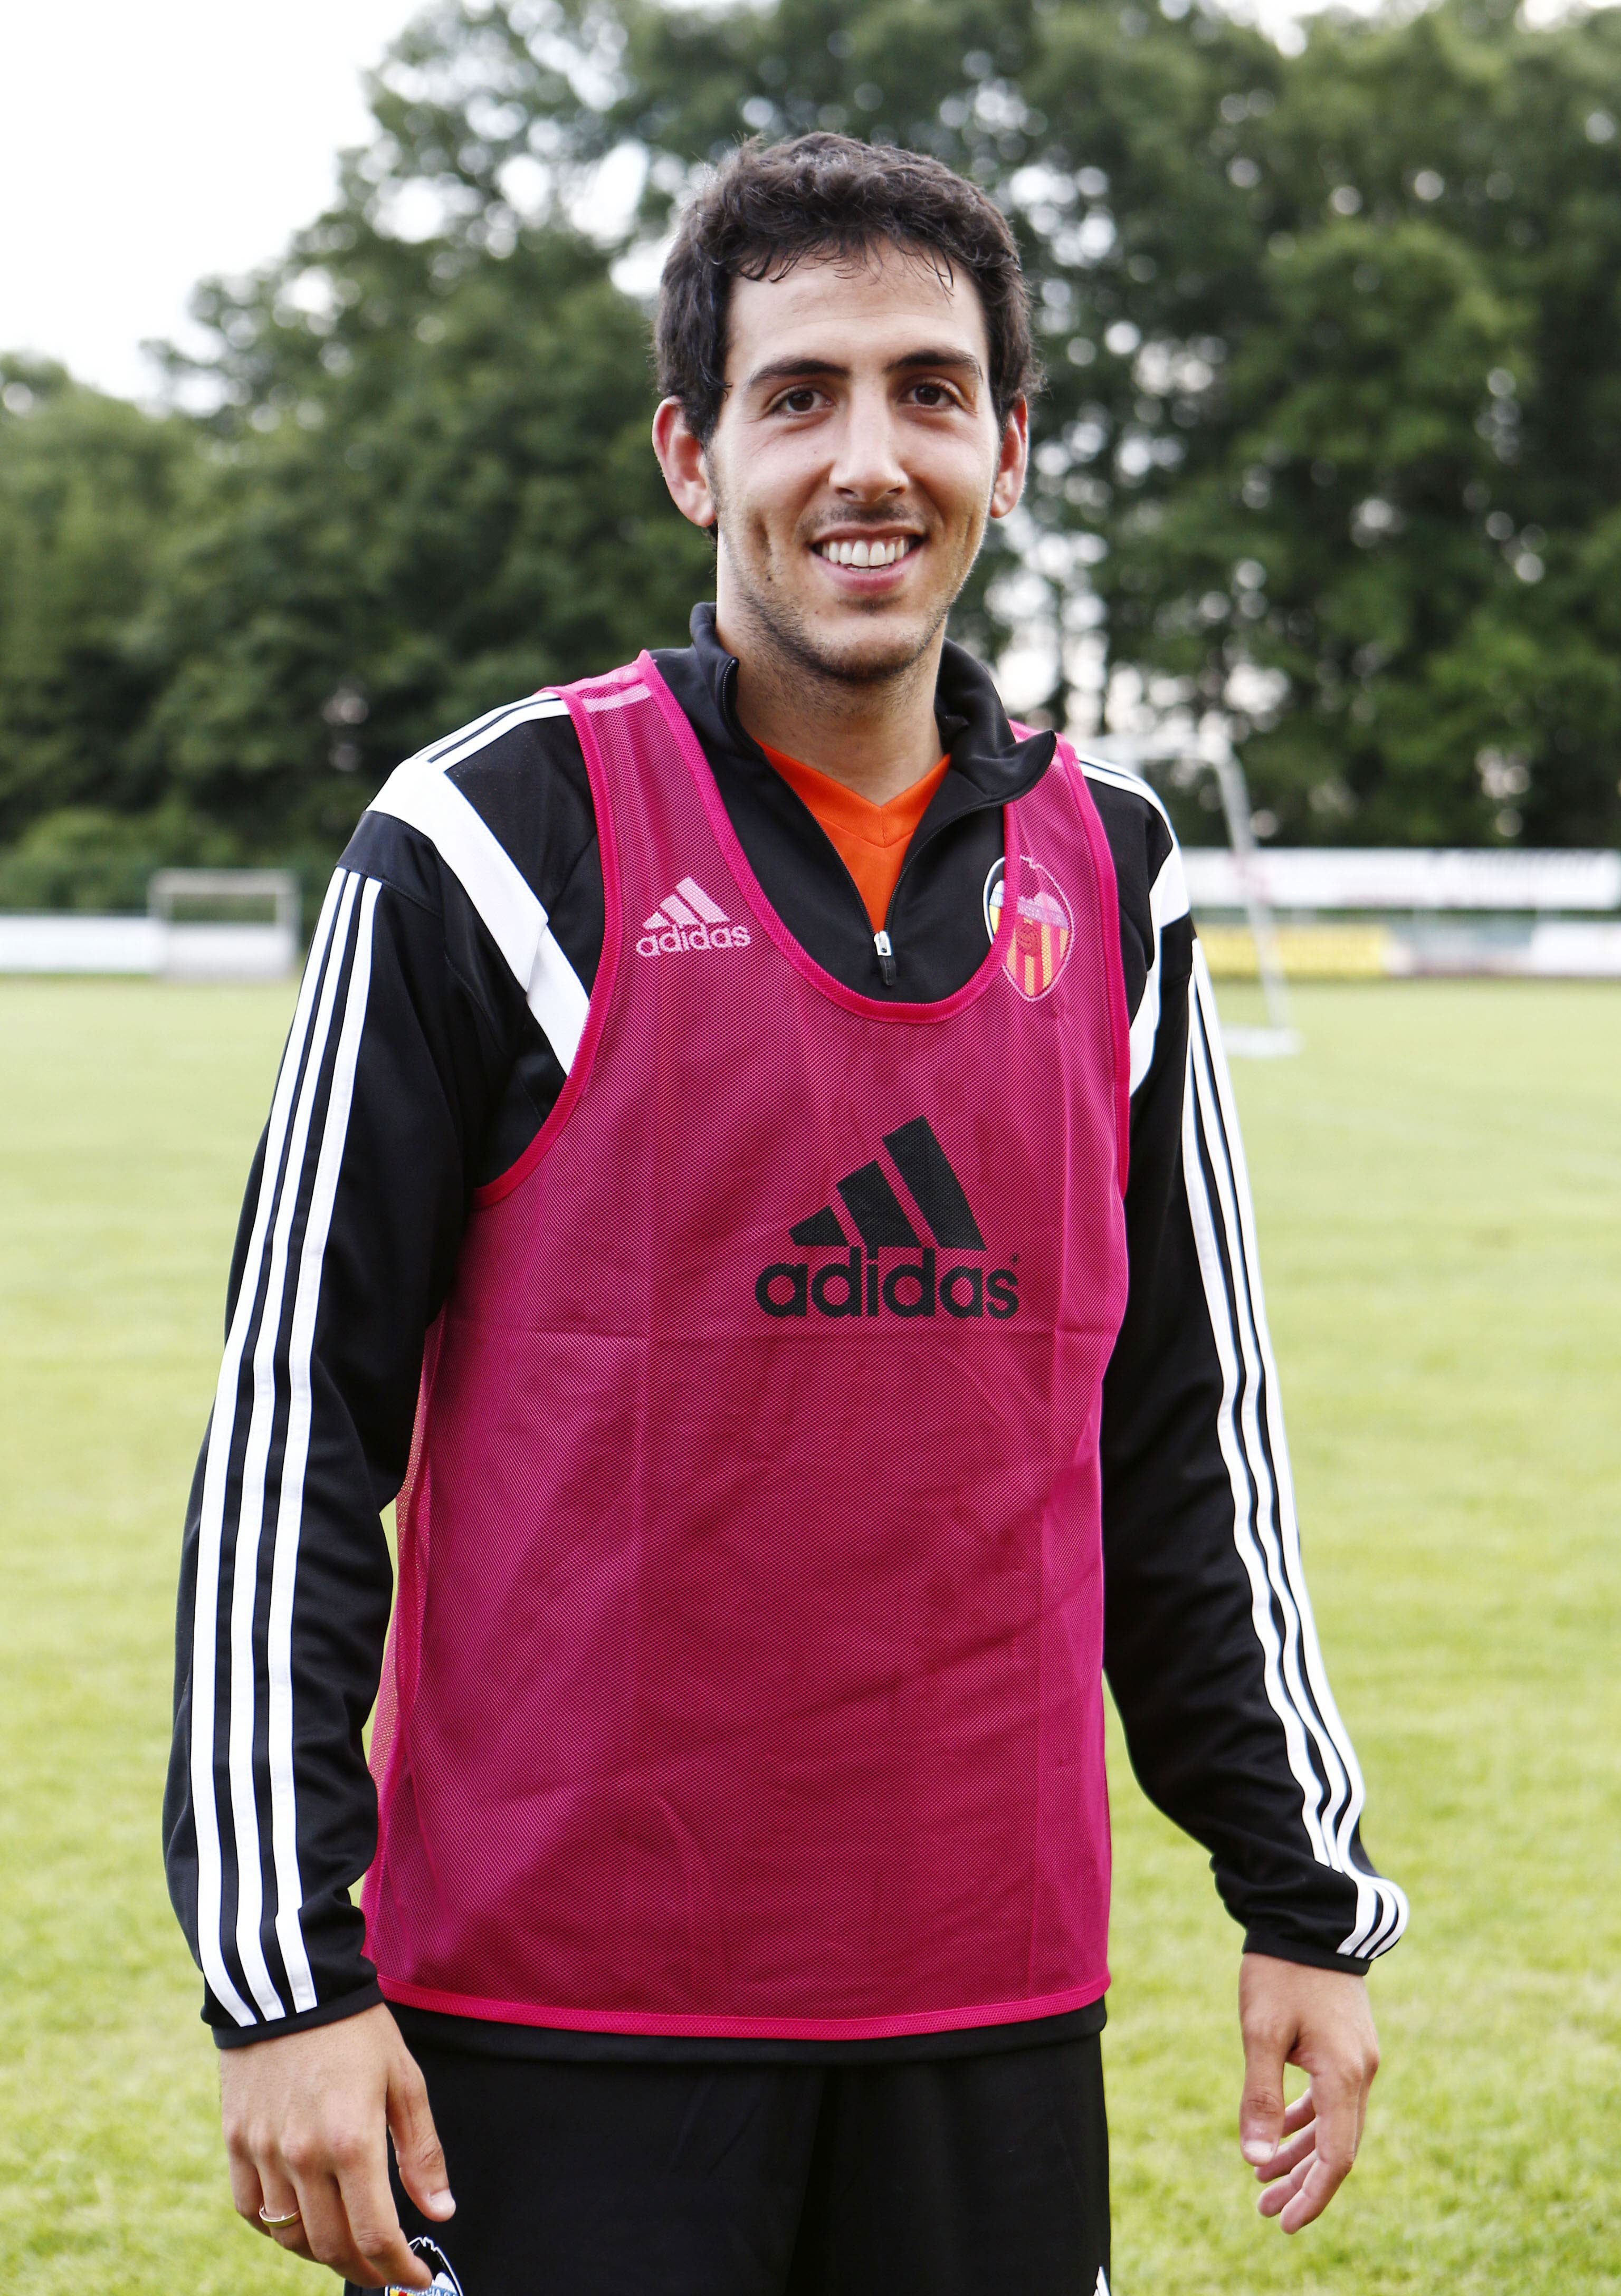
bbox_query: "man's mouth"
[810,534,923,569]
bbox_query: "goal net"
[147,868,301,982]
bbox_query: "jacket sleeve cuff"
[1242,1928,1376,1976]
[209,1980,385,2049]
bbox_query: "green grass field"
[2,977,1618,2293]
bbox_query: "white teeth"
[818,537,915,567]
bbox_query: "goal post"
[1205,749,1300,1058]
[1079,733,1299,1059]
[147,868,301,982]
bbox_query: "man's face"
[661,240,1027,687]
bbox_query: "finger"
[1280,2086,1317,2137]
[1279,2145,1354,2234]
[330,2122,433,2289]
[1304,2064,1362,2191]
[1257,2150,1314,2220]
[266,2214,319,2266]
[1253,2121,1315,2183]
[388,2046,456,2223]
[245,2158,317,2263]
[281,2165,355,2273]
[1238,2020,1289,2167]
[1256,2077,1358,2231]
[225,2147,271,2236]
[231,2154,314,2259]
[256,2176,304,2231]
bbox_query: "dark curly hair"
[655,133,1039,444]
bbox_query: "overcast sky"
[2,0,424,401]
[5,0,1520,406]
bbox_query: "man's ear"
[652,397,717,529]
[989,394,1030,522]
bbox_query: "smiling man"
[167,135,1405,2296]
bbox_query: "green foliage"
[4,0,1621,899]
[0,225,713,903]
[141,224,713,858]
[0,802,247,914]
[0,359,201,846]
[4,979,1618,2289]
[1086,0,1621,847]
[519,0,1621,846]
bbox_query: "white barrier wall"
[5,854,1619,979]
[0,913,297,980]
[1180,847,1621,977]
[0,915,165,973]
[1181,847,1621,914]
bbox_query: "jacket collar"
[668,602,1056,814]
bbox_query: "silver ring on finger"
[258,2203,303,2230]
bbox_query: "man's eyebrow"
[741,347,985,394]
[743,356,847,393]
[886,347,984,380]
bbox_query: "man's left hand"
[1237,1953,1380,2234]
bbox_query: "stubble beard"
[711,480,962,699]
[728,549,951,694]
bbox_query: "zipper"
[870,781,1008,991]
[872,793,994,988]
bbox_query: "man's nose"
[828,387,907,500]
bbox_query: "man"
[166,134,1405,2296]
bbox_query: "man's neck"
[718,609,947,806]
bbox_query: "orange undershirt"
[761,743,950,932]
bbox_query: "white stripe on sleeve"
[369,697,590,1068]
[1129,840,1190,1095]
[267,878,381,2009]
[1080,760,1187,1096]
[190,869,347,2026]
[227,873,365,2017]
[424,691,570,767]
[1183,967,1335,1867]
[225,873,361,2017]
[1181,945,1408,1958]
[1196,952,1407,1955]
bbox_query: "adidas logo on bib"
[638,876,751,956]
[757,1116,1019,1321]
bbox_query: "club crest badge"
[386,2237,463,2295]
[984,856,1073,1000]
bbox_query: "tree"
[1094,0,1621,845]
[140,216,713,866]
[0,360,201,842]
[5,0,1620,886]
[0,186,715,900]
[342,0,1621,845]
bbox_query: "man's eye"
[778,388,821,414]
[910,382,955,407]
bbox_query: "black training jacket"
[165,605,1407,2054]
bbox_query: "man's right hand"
[218,2000,454,2288]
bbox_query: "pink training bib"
[363,654,1131,2040]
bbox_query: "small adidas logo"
[637,877,751,957]
[757,1117,1019,1321]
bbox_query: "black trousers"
[361,2034,1109,2296]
